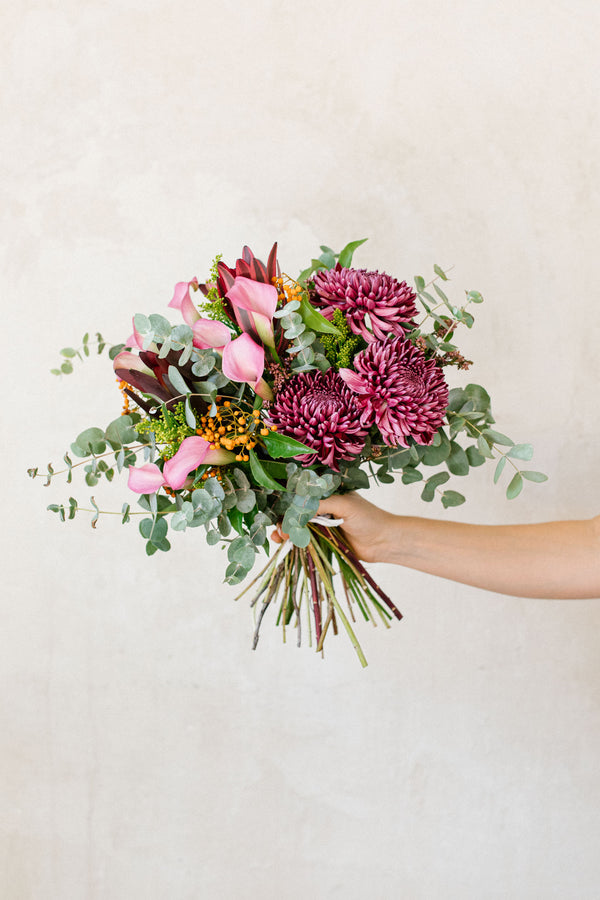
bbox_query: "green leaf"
[105,415,138,447]
[167,365,190,396]
[262,431,313,458]
[248,449,284,491]
[414,275,425,292]
[477,434,494,459]
[229,506,244,535]
[506,472,523,499]
[521,471,548,483]
[422,430,451,465]
[446,441,470,476]
[464,383,491,412]
[433,264,448,281]
[446,388,467,413]
[75,427,107,455]
[298,296,341,335]
[121,503,131,524]
[441,490,466,508]
[139,516,168,543]
[507,443,534,461]
[483,429,514,447]
[493,456,507,484]
[433,283,452,308]
[466,290,484,304]
[60,347,78,358]
[287,525,311,548]
[184,397,196,429]
[228,536,256,570]
[401,467,423,484]
[337,238,368,268]
[466,446,485,467]
[61,361,74,374]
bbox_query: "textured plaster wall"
[3,1,600,898]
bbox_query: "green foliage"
[319,309,360,369]
[296,238,368,285]
[261,431,313,458]
[137,403,193,459]
[52,333,121,374]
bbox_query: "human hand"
[272,493,395,564]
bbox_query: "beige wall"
[3,1,600,897]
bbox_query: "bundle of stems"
[234,525,403,667]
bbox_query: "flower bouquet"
[30,240,546,666]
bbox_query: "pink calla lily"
[113,350,154,377]
[192,318,232,351]
[168,278,200,326]
[226,277,278,348]
[127,436,236,494]
[222,333,273,401]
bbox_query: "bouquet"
[30,240,546,666]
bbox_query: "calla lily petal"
[226,277,278,319]
[127,463,167,494]
[226,277,277,347]
[168,279,200,326]
[163,436,211,490]
[113,350,154,377]
[192,318,232,351]
[125,316,145,350]
[221,333,265,388]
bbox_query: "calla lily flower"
[127,436,235,494]
[113,350,154,377]
[226,277,278,348]
[222,333,273,401]
[168,278,200,326]
[192,318,232,351]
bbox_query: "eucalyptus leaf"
[507,443,534,461]
[446,442,470,476]
[167,365,190,396]
[441,490,466,508]
[506,472,523,499]
[521,471,548,483]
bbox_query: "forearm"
[383,515,600,599]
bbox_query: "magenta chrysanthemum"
[268,369,369,469]
[313,267,417,342]
[339,337,449,446]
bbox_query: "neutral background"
[3,1,600,898]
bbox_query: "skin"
[274,493,600,600]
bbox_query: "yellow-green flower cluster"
[319,309,360,369]
[197,253,232,325]
[137,403,194,459]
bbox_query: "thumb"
[317,496,346,518]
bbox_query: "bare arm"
[316,494,600,600]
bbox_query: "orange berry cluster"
[117,378,131,415]
[272,274,304,305]
[195,400,277,464]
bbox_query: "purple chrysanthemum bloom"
[339,337,449,447]
[268,369,369,469]
[313,267,417,342]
